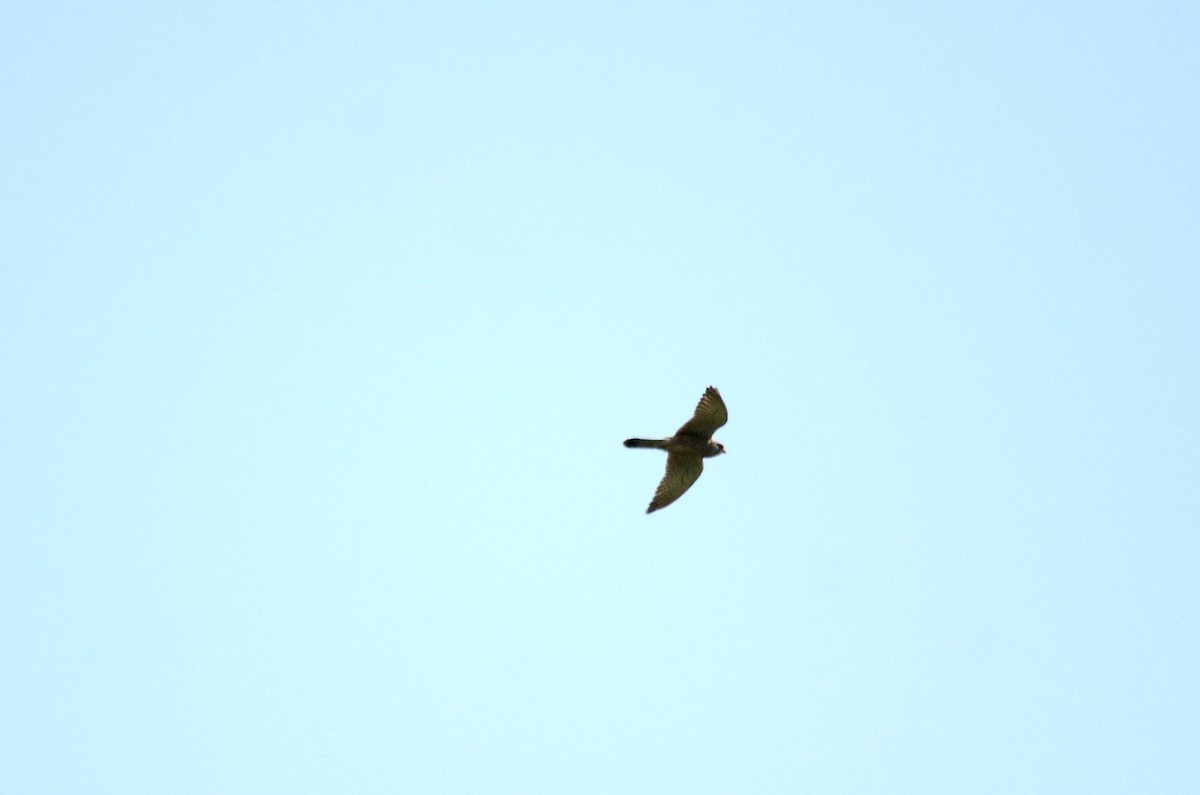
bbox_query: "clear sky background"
[3,3,1198,792]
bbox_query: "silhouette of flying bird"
[624,386,728,513]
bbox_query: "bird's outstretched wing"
[675,386,728,439]
[647,453,704,513]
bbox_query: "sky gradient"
[3,3,1198,792]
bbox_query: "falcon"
[624,386,728,513]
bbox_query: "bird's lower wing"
[647,453,704,513]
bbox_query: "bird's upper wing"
[675,386,728,439]
[647,453,704,513]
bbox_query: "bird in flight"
[624,386,728,513]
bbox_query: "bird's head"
[709,441,726,456]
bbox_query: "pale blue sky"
[3,3,1198,792]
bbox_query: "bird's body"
[624,386,728,513]
[623,436,724,457]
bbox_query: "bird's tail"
[624,438,668,449]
